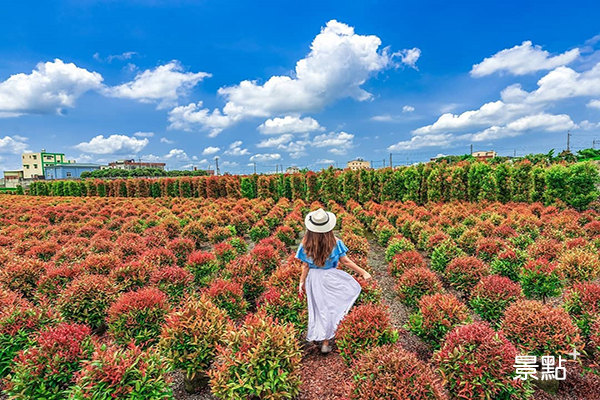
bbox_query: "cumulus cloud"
[587,99,600,109]
[370,114,394,122]
[164,148,189,160]
[402,105,415,113]
[388,133,454,151]
[250,153,282,162]
[94,51,138,63]
[106,61,210,108]
[471,41,580,77]
[315,159,335,164]
[462,113,576,142]
[0,59,103,117]
[257,134,294,148]
[0,136,29,154]
[160,137,174,144]
[257,116,324,134]
[312,131,354,155]
[74,134,148,154]
[202,146,220,155]
[168,20,419,135]
[133,131,154,138]
[580,120,600,130]
[396,48,421,69]
[224,141,250,156]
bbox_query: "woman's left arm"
[339,255,372,280]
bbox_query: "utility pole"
[567,130,571,152]
[214,157,220,176]
[253,162,257,174]
[593,139,596,149]
[382,158,386,168]
[275,164,278,174]
[514,149,516,158]
[389,153,393,169]
[470,144,473,155]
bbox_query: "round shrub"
[490,248,528,281]
[37,264,83,300]
[435,322,530,399]
[408,293,472,348]
[519,258,564,302]
[257,286,308,333]
[336,304,398,365]
[109,261,152,292]
[214,242,236,266]
[69,343,173,399]
[591,319,600,354]
[275,225,296,246]
[208,226,234,244]
[249,221,270,243]
[395,267,444,307]
[501,300,583,356]
[149,266,194,304]
[475,237,505,262]
[185,251,219,286]
[563,282,600,336]
[107,287,170,347]
[445,256,489,292]
[430,240,465,273]
[0,259,45,300]
[470,275,522,325]
[167,238,195,266]
[388,250,427,277]
[355,277,383,305]
[159,296,230,393]
[385,237,416,262]
[205,279,249,320]
[5,323,94,400]
[557,248,600,282]
[227,236,248,255]
[58,275,118,331]
[78,253,122,275]
[224,255,266,304]
[209,312,302,400]
[251,243,281,274]
[348,344,447,400]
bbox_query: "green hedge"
[27,161,600,210]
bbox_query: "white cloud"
[388,133,455,151]
[224,141,250,156]
[257,116,324,134]
[312,131,354,149]
[370,114,394,122]
[315,159,335,164]
[402,105,415,113]
[257,134,294,148]
[396,48,421,69]
[168,20,418,135]
[0,136,29,154]
[471,41,580,77]
[579,120,600,130]
[463,113,576,142]
[202,146,220,155]
[588,99,600,109]
[74,134,148,154]
[106,61,210,109]
[133,131,154,138]
[168,102,236,137]
[250,153,282,162]
[160,137,174,144]
[0,59,103,117]
[164,148,189,160]
[94,51,138,63]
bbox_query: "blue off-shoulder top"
[295,239,349,269]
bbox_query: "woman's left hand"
[362,272,372,280]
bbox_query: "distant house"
[286,166,300,174]
[2,170,24,189]
[347,158,370,170]
[44,163,103,180]
[22,150,73,179]
[104,159,166,170]
[472,150,497,160]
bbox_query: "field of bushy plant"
[1,188,600,398]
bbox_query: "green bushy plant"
[470,275,522,326]
[395,267,444,307]
[430,240,464,273]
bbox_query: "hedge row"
[28,160,599,209]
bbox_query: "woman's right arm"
[298,262,309,296]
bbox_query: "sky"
[1,0,600,174]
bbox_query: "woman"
[296,208,372,354]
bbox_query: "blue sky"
[1,0,599,174]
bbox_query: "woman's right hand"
[298,281,305,297]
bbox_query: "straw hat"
[305,208,337,233]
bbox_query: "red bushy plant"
[435,322,530,399]
[204,279,249,320]
[388,250,427,277]
[348,344,447,400]
[149,266,194,304]
[470,275,522,325]
[78,253,122,275]
[0,258,45,300]
[69,343,173,399]
[185,251,218,286]
[58,274,118,331]
[557,248,600,282]
[445,256,489,291]
[107,287,170,347]
[501,300,583,356]
[5,323,94,399]
[224,255,266,304]
[209,312,302,400]
[519,258,564,302]
[109,261,153,292]
[563,282,600,336]
[167,238,195,266]
[336,304,398,365]
[490,248,528,281]
[213,242,236,266]
[251,243,280,274]
[395,267,444,307]
[37,264,83,300]
[408,293,472,348]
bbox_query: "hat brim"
[305,211,337,233]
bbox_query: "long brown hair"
[302,230,337,267]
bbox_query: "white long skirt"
[305,267,361,341]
